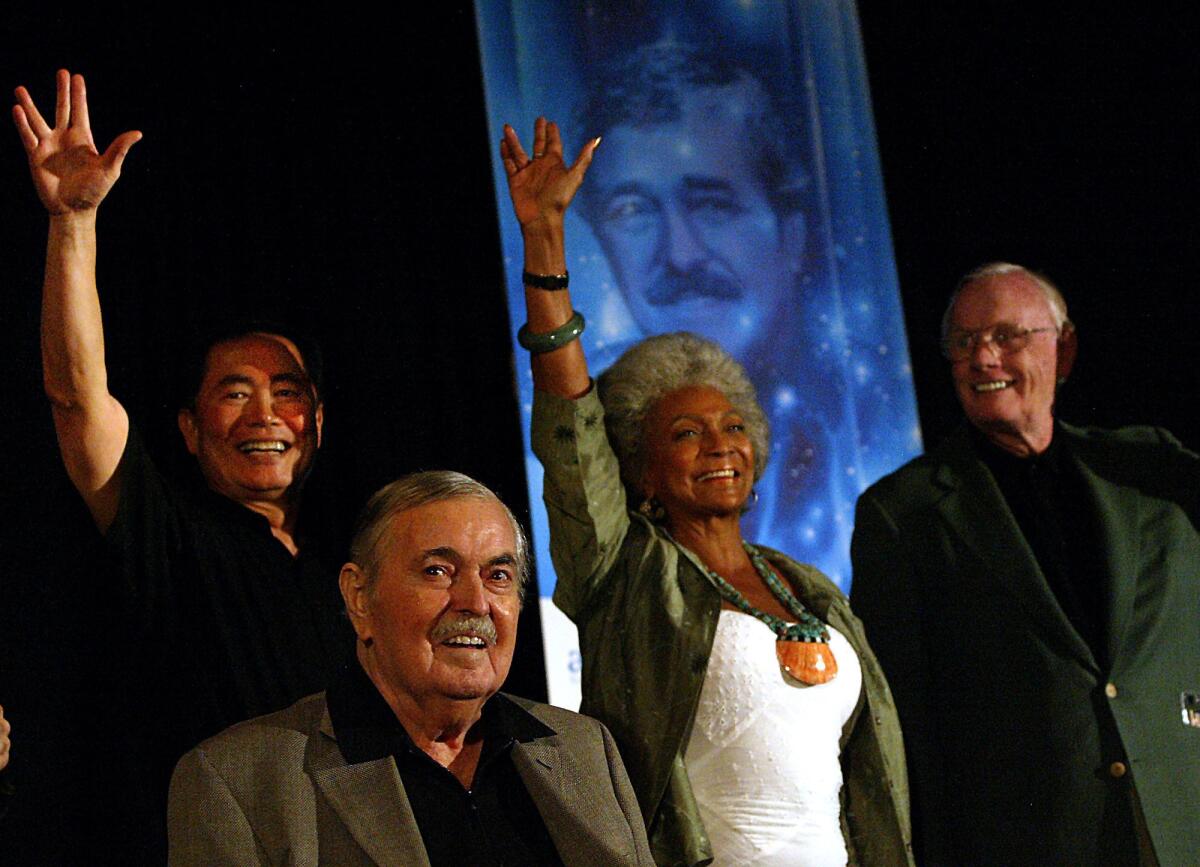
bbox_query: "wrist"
[48,210,98,233]
[521,220,567,273]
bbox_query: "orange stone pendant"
[777,640,838,685]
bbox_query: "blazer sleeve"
[532,387,631,621]
[168,747,265,866]
[601,720,656,865]
[850,489,947,865]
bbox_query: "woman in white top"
[502,117,913,866]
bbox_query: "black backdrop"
[1,4,1197,861]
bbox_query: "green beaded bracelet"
[517,311,586,354]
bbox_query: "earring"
[638,497,665,522]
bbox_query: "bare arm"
[14,70,141,532]
[500,118,598,398]
[0,705,10,773]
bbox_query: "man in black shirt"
[13,70,346,857]
[850,263,1200,866]
[168,471,653,865]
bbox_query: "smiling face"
[584,80,803,361]
[948,272,1072,454]
[342,497,520,712]
[178,333,323,507]
[640,384,755,523]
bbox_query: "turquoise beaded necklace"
[703,542,830,644]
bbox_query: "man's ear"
[339,563,373,644]
[177,409,199,455]
[1056,323,1078,383]
[315,403,325,449]
[779,211,807,276]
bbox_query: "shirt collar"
[326,659,554,766]
[968,420,1068,475]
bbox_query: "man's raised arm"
[13,69,141,532]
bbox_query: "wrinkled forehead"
[950,273,1057,330]
[378,496,518,563]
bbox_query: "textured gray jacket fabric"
[168,690,653,866]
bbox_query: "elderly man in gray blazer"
[168,471,653,866]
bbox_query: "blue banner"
[477,0,922,706]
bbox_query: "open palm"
[501,117,597,229]
[13,70,141,215]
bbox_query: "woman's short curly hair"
[597,332,770,500]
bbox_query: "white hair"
[942,262,1072,339]
[597,332,769,501]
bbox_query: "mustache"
[430,614,497,645]
[644,264,743,306]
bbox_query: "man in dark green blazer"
[851,264,1199,866]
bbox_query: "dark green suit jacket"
[850,422,1200,866]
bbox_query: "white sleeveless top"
[685,610,863,866]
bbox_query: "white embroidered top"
[685,610,863,866]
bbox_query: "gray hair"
[348,471,530,602]
[942,262,1073,340]
[597,332,770,502]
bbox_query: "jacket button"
[1104,682,1118,699]
[1109,761,1127,778]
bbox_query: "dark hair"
[176,320,324,410]
[575,40,808,219]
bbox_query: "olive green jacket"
[534,389,913,867]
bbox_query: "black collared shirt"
[326,661,565,866]
[971,424,1109,665]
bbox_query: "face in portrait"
[578,45,807,366]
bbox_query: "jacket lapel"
[932,428,1099,672]
[1065,429,1141,671]
[514,734,624,867]
[308,708,432,867]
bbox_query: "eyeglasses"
[941,324,1057,361]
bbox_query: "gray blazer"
[168,691,653,866]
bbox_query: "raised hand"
[0,705,9,772]
[501,117,599,231]
[12,69,142,216]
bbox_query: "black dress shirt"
[326,661,565,866]
[971,424,1110,665]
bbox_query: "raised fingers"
[12,105,39,153]
[54,68,70,130]
[71,73,92,139]
[531,116,547,158]
[545,120,564,159]
[568,135,602,184]
[102,129,143,174]
[13,85,51,140]
[501,123,531,172]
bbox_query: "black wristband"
[522,270,569,290]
